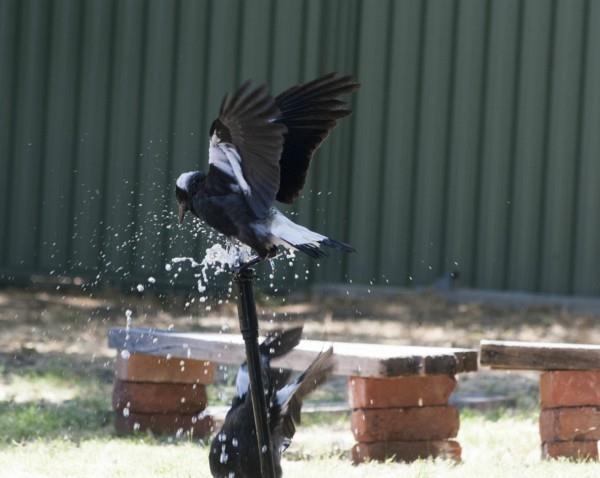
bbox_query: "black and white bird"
[175,73,359,259]
[209,327,334,478]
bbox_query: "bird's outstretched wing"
[210,82,287,219]
[275,347,335,449]
[274,73,360,204]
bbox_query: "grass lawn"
[2,288,600,477]
[1,350,597,477]
[1,409,599,477]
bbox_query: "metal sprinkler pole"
[234,265,277,478]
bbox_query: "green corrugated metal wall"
[2,0,600,296]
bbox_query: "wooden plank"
[109,327,477,377]
[480,339,600,370]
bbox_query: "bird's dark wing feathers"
[274,73,360,203]
[260,326,303,358]
[279,347,335,443]
[216,82,287,218]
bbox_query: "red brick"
[112,380,208,414]
[116,353,214,384]
[115,412,213,439]
[352,440,461,464]
[348,375,456,409]
[540,407,600,441]
[351,406,459,442]
[542,441,599,460]
[540,371,600,408]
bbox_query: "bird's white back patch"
[275,382,298,407]
[209,144,233,175]
[209,144,251,195]
[176,171,196,191]
[222,145,251,195]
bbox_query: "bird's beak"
[178,203,187,224]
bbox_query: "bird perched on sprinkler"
[209,326,335,478]
[175,73,359,260]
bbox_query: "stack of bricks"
[539,370,600,460]
[112,352,215,439]
[349,375,462,463]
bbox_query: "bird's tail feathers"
[270,211,355,258]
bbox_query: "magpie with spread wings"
[175,73,360,259]
[208,326,334,478]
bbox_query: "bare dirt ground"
[3,285,598,353]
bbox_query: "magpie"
[209,327,335,478]
[175,73,360,259]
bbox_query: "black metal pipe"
[235,266,277,478]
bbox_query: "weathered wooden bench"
[109,327,477,463]
[480,339,600,460]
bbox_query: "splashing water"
[121,309,134,359]
[169,243,252,293]
[220,444,229,464]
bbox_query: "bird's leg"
[234,255,266,273]
[234,247,283,273]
